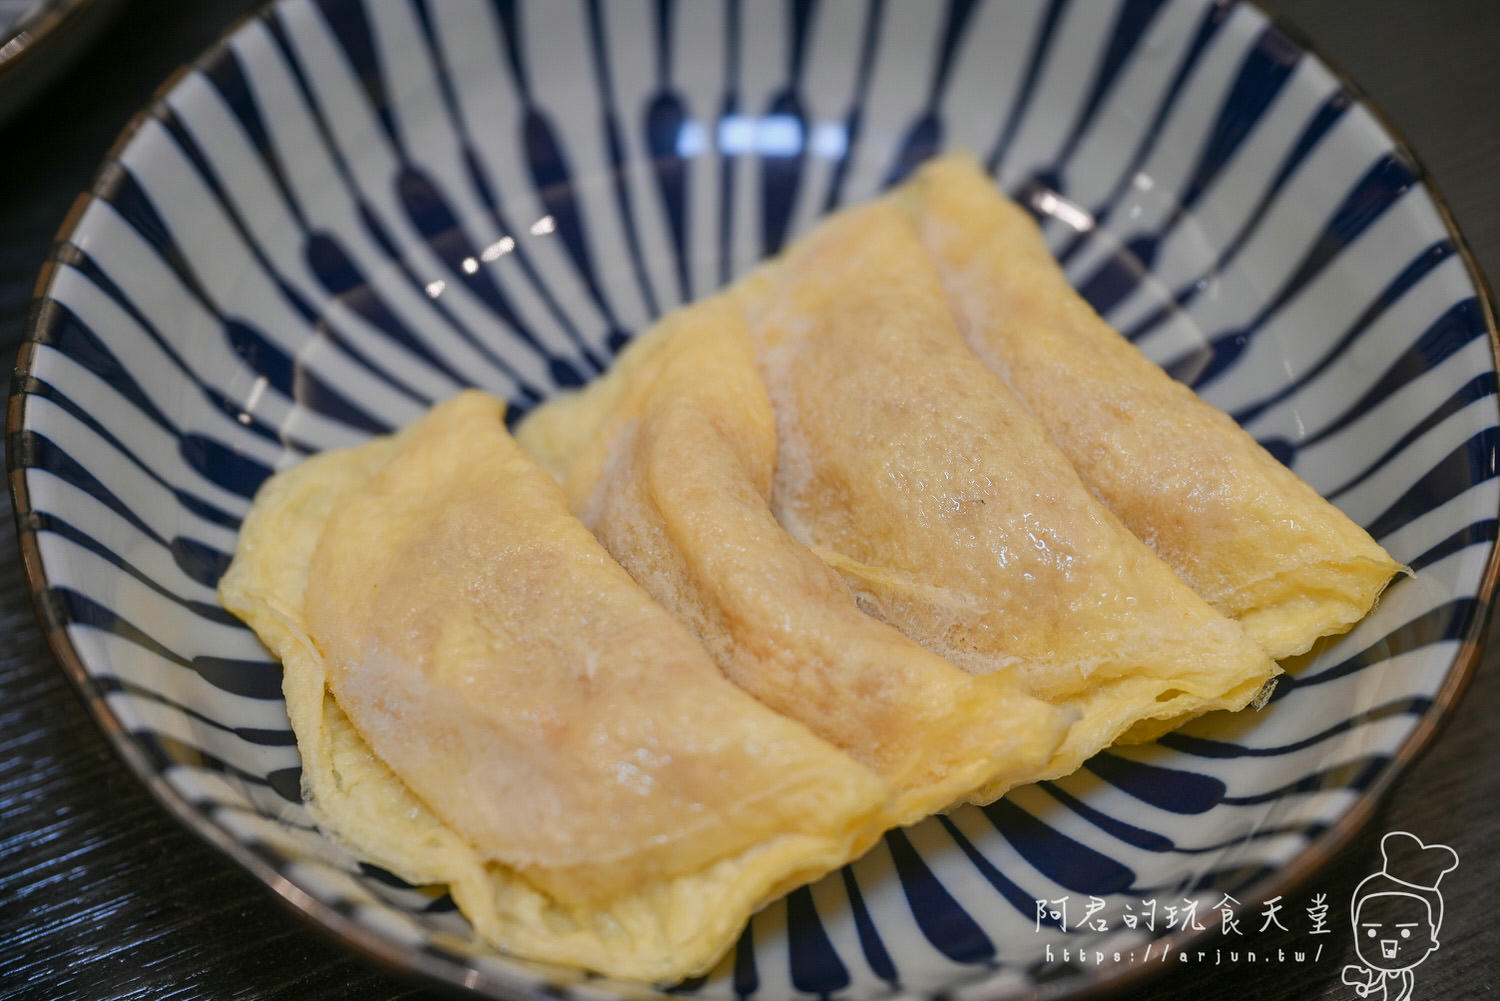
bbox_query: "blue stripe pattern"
[12,1,1497,1000]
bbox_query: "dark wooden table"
[2,1,1496,999]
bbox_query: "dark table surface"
[2,1,1497,999]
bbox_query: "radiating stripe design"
[11,1,1497,1000]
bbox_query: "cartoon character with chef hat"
[1341,831,1459,1001]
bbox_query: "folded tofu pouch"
[219,391,890,983]
[217,151,1390,984]
[738,200,1280,786]
[898,153,1404,660]
[518,297,1070,826]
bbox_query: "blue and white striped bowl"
[9,1,1497,999]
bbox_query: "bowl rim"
[0,0,128,124]
[6,1,1498,999]
[0,0,93,74]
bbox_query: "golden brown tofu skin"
[220,391,890,982]
[898,153,1403,660]
[517,299,1069,823]
[740,200,1279,786]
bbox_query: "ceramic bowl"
[9,1,1497,999]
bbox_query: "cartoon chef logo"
[1341,831,1459,1001]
